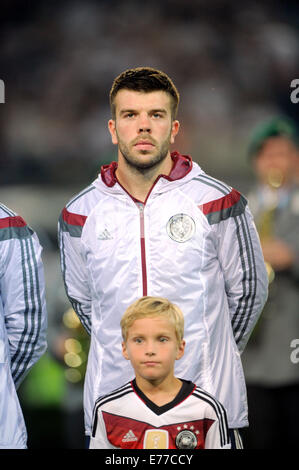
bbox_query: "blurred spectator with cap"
[242,116,299,448]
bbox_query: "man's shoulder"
[0,203,17,219]
[185,172,248,225]
[187,171,234,202]
[59,182,104,234]
[0,203,34,242]
[64,183,100,215]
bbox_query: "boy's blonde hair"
[121,296,184,343]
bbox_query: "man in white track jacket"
[0,204,47,448]
[58,67,268,441]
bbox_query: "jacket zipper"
[138,203,148,296]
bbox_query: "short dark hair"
[110,67,180,120]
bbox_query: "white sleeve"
[216,202,268,352]
[58,207,92,334]
[204,420,231,449]
[89,409,116,449]
[0,222,47,387]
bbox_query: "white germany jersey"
[90,380,231,449]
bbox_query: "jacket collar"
[100,151,193,188]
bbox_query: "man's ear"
[170,120,180,145]
[108,119,118,145]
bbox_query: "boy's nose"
[145,342,156,356]
[146,351,155,356]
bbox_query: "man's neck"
[116,153,173,203]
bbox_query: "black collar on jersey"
[132,379,195,416]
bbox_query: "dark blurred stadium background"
[0,0,298,448]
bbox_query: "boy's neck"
[135,375,183,407]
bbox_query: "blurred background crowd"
[0,0,298,449]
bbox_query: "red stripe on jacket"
[62,207,87,226]
[0,215,27,229]
[199,189,241,215]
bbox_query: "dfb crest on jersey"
[175,429,198,449]
[166,214,195,243]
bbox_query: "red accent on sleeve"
[62,207,87,226]
[199,188,241,215]
[0,215,27,228]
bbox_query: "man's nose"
[137,113,151,133]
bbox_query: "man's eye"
[159,337,168,342]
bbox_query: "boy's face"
[122,316,185,386]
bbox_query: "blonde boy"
[90,297,230,449]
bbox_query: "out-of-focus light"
[267,169,284,188]
[265,261,275,284]
[64,352,82,368]
[65,368,82,383]
[63,308,81,329]
[65,338,82,354]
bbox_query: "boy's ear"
[176,339,185,360]
[122,341,130,361]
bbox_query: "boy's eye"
[134,338,143,344]
[159,337,168,342]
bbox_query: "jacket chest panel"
[81,196,215,299]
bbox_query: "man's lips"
[134,140,155,149]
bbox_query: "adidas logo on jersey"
[97,228,113,240]
[122,430,138,442]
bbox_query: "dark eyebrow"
[119,109,136,116]
[151,109,167,115]
[119,108,168,116]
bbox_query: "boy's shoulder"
[94,381,134,409]
[91,381,134,436]
[191,384,227,412]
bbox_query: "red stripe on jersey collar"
[100,151,192,188]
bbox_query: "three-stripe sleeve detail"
[92,383,133,437]
[196,184,257,347]
[10,235,43,384]
[192,387,230,447]
[231,213,257,346]
[193,175,232,196]
[59,204,91,334]
[198,188,248,225]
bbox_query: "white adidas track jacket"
[58,152,268,434]
[0,204,47,448]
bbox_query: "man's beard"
[117,135,171,174]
